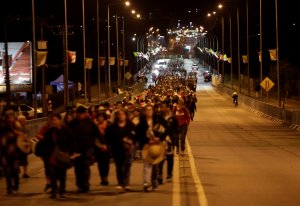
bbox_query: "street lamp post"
[259,0,263,101]
[122,17,126,88]
[237,7,241,93]
[229,14,233,89]
[64,0,69,109]
[97,0,101,102]
[82,0,87,103]
[246,1,250,96]
[221,15,225,82]
[107,4,112,97]
[275,0,280,107]
[32,0,37,118]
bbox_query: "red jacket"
[174,106,190,126]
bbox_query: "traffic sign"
[260,77,275,92]
[125,72,132,80]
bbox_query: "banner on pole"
[37,41,48,50]
[85,58,93,69]
[36,51,48,67]
[242,55,248,64]
[68,51,77,64]
[99,57,106,66]
[227,58,232,64]
[109,57,116,66]
[125,60,129,67]
[268,49,277,61]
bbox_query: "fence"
[26,117,48,137]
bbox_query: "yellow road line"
[186,139,209,206]
[173,154,181,206]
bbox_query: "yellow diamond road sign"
[125,72,132,80]
[260,77,275,92]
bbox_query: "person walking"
[136,105,168,191]
[174,98,190,156]
[0,111,20,194]
[158,101,178,183]
[106,109,136,190]
[94,111,110,186]
[69,106,100,193]
[42,113,75,199]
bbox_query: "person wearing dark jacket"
[106,109,136,190]
[42,113,74,199]
[136,104,168,191]
[69,106,100,193]
[158,101,178,183]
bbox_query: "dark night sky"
[0,0,299,83]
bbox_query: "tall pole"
[97,0,101,102]
[107,4,111,97]
[116,14,120,87]
[32,0,37,118]
[237,8,241,93]
[221,15,225,82]
[136,37,139,72]
[259,0,263,101]
[246,1,250,96]
[4,18,11,107]
[229,14,233,89]
[40,24,47,117]
[64,0,69,109]
[82,0,87,103]
[122,17,126,88]
[275,0,280,107]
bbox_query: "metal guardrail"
[25,81,146,137]
[26,117,48,137]
[220,86,284,120]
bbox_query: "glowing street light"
[131,10,136,14]
[213,11,216,14]
[125,1,130,6]
[218,4,223,9]
[137,14,141,18]
[207,13,211,17]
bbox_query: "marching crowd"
[0,74,197,199]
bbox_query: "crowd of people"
[0,72,198,199]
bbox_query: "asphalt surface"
[1,59,300,206]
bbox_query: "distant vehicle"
[0,102,43,119]
[203,71,212,82]
[192,64,199,70]
[188,71,198,80]
[154,61,167,69]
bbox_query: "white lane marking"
[173,155,181,206]
[186,139,209,206]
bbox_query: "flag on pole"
[36,51,48,67]
[125,60,129,67]
[37,41,48,50]
[197,47,203,53]
[242,55,248,64]
[227,58,232,64]
[68,51,77,64]
[269,49,277,61]
[133,52,140,57]
[99,57,106,66]
[258,52,262,62]
[223,54,228,61]
[85,58,93,69]
[109,57,116,66]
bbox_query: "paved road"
[1,59,300,206]
[187,83,300,206]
